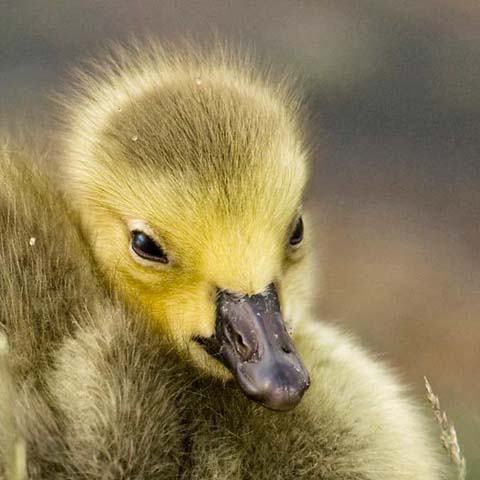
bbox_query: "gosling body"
[0,42,449,479]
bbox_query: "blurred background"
[1,0,478,475]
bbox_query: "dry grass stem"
[424,376,467,480]
[0,332,27,480]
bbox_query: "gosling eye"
[289,216,304,247]
[131,230,168,264]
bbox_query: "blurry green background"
[1,0,478,475]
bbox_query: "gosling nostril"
[217,298,259,362]
[233,332,257,361]
[234,333,247,355]
[281,345,292,354]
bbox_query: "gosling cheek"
[163,297,216,339]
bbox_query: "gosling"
[0,41,450,479]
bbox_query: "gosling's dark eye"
[131,230,168,263]
[289,216,304,246]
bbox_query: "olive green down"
[0,42,451,479]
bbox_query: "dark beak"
[209,284,310,411]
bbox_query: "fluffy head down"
[60,41,314,377]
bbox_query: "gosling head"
[62,43,314,411]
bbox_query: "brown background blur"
[1,0,479,475]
